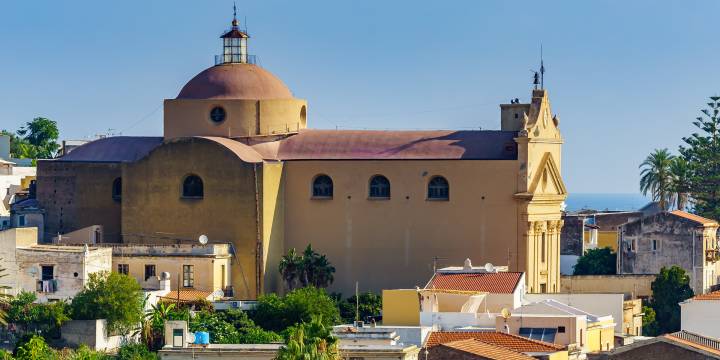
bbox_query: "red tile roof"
[691,290,720,301]
[438,339,535,360]
[426,272,523,293]
[665,331,720,356]
[670,210,718,226]
[159,289,214,303]
[425,331,565,352]
[266,129,519,160]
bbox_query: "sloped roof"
[51,136,164,163]
[670,210,718,226]
[689,290,720,301]
[438,339,535,360]
[425,331,564,351]
[267,129,518,160]
[665,331,720,356]
[158,289,214,303]
[193,137,264,163]
[426,272,523,294]
[517,299,603,322]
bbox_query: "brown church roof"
[426,272,523,293]
[177,63,294,100]
[52,136,163,163]
[425,331,565,351]
[267,129,518,160]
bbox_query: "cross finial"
[232,2,239,27]
[539,44,545,90]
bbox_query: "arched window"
[312,175,333,198]
[427,176,449,200]
[112,178,122,201]
[182,175,204,198]
[369,175,390,199]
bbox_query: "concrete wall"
[122,138,261,299]
[525,293,625,334]
[681,299,720,339]
[37,161,123,243]
[0,227,38,295]
[618,212,719,294]
[61,319,131,351]
[560,275,654,298]
[15,246,112,302]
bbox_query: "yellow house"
[36,11,568,298]
[110,243,232,295]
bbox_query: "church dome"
[176,63,294,100]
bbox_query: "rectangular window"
[18,215,26,227]
[541,233,546,262]
[117,264,129,275]
[557,326,566,333]
[183,265,194,288]
[651,239,659,252]
[144,265,156,281]
[630,239,636,252]
[41,265,54,281]
[221,264,226,289]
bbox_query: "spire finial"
[232,2,239,27]
[540,44,545,90]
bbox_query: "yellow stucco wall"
[382,289,420,326]
[586,320,615,353]
[584,231,618,251]
[261,161,285,294]
[560,275,654,298]
[547,351,569,360]
[121,138,261,299]
[113,255,230,292]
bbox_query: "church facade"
[36,16,567,299]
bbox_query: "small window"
[117,264,129,275]
[41,265,54,281]
[557,326,566,333]
[183,265,194,288]
[631,239,637,252]
[427,176,449,200]
[651,239,659,252]
[312,175,333,198]
[18,215,25,227]
[145,265,156,281]
[369,175,390,199]
[182,175,204,198]
[112,177,122,201]
[209,106,226,124]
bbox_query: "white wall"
[524,293,624,333]
[419,311,496,330]
[681,300,720,339]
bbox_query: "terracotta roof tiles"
[426,272,523,293]
[670,210,718,226]
[438,339,535,360]
[159,289,214,303]
[691,290,720,301]
[425,331,565,352]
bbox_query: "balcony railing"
[214,54,257,65]
[37,280,57,293]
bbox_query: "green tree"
[14,335,54,360]
[16,117,59,159]
[116,342,157,360]
[279,245,336,291]
[252,287,341,333]
[641,305,659,336]
[649,266,694,334]
[572,247,616,275]
[334,292,382,323]
[277,317,340,360]
[215,309,281,344]
[639,148,675,211]
[680,96,720,219]
[0,262,11,325]
[669,157,691,211]
[6,291,70,339]
[70,272,144,333]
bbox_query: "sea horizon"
[565,193,651,212]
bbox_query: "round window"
[209,106,226,124]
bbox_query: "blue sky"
[1,1,718,193]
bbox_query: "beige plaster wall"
[113,255,230,292]
[121,138,261,299]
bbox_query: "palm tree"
[0,262,11,325]
[670,157,691,211]
[277,317,340,360]
[279,248,303,291]
[640,149,675,211]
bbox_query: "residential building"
[618,210,720,294]
[598,331,720,359]
[10,198,45,243]
[35,11,568,299]
[680,290,720,339]
[0,227,112,301]
[109,243,232,296]
[559,275,654,299]
[424,331,568,360]
[0,134,36,230]
[560,211,642,275]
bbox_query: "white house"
[681,290,720,339]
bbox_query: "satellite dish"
[198,235,208,245]
[484,263,494,272]
[501,308,511,319]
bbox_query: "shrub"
[116,343,157,360]
[6,292,69,339]
[70,272,143,333]
[14,335,54,360]
[252,287,340,333]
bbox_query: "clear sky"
[1,1,718,193]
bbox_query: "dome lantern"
[217,4,252,65]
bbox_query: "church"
[36,14,567,299]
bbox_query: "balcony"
[36,279,57,293]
